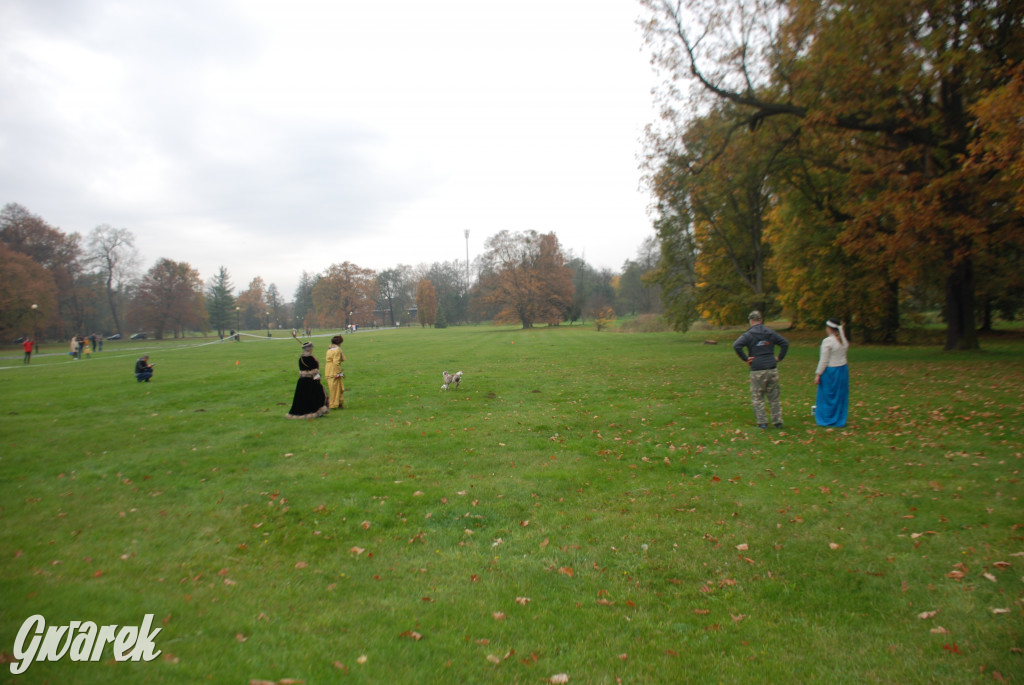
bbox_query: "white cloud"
[1,0,658,297]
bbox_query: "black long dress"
[286,353,329,419]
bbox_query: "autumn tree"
[641,0,1024,349]
[0,244,58,340]
[1,203,85,336]
[476,230,574,329]
[130,258,207,339]
[205,266,236,338]
[964,63,1024,324]
[85,225,138,338]
[416,278,437,327]
[312,262,377,328]
[235,276,267,330]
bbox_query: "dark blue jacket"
[733,324,789,371]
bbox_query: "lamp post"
[266,311,271,337]
[30,304,39,353]
[235,306,240,341]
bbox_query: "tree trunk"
[944,254,979,350]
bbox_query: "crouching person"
[135,355,154,382]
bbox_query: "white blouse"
[815,330,849,375]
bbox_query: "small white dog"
[441,370,463,391]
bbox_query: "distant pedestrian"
[135,355,155,382]
[82,338,92,358]
[814,318,850,427]
[70,335,79,359]
[733,310,789,429]
[22,338,34,364]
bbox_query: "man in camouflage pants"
[732,310,790,429]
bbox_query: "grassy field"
[1,324,1022,684]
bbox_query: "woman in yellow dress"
[325,335,346,410]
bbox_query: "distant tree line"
[0,202,663,341]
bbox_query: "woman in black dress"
[286,341,329,419]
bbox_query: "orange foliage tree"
[130,258,207,339]
[0,243,59,339]
[476,231,574,329]
[642,0,1024,349]
[416,278,437,327]
[312,262,377,329]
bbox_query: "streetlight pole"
[30,303,39,354]
[235,307,240,341]
[266,311,271,337]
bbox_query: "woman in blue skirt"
[814,318,849,427]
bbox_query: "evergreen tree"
[205,266,235,338]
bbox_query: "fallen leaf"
[399,630,422,641]
[356,655,367,664]
[236,633,248,642]
[829,543,841,550]
[930,626,949,634]
[492,612,506,621]
[549,675,570,684]
[558,567,574,577]
[983,572,997,582]
[918,611,937,620]
[294,561,308,569]
[991,608,1011,615]
[361,521,371,530]
[515,597,531,605]
[349,546,365,556]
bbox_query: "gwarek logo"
[9,614,162,675]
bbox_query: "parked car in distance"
[107,333,122,340]
[130,332,147,340]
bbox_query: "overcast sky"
[1,0,659,298]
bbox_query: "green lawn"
[1,324,1022,683]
